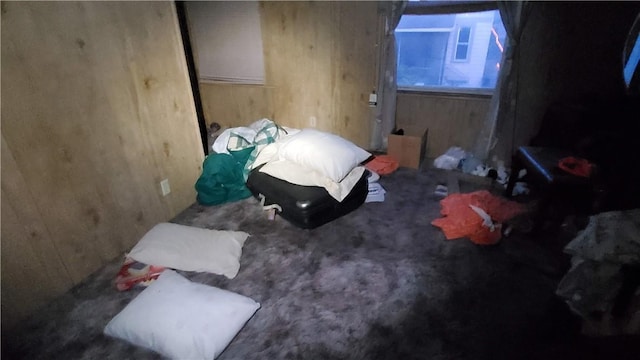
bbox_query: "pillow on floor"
[127,223,249,279]
[104,270,260,360]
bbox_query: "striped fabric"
[226,133,252,151]
[227,120,286,180]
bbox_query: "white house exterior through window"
[396,2,506,93]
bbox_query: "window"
[454,26,471,61]
[396,9,506,92]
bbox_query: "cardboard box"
[387,129,428,169]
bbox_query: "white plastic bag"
[433,147,466,170]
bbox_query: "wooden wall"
[195,1,490,153]
[396,92,491,158]
[1,2,204,329]
[262,1,378,149]
[199,83,275,128]
[196,1,379,149]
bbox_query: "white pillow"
[104,270,260,360]
[127,223,249,279]
[250,141,281,170]
[259,159,366,202]
[277,129,371,183]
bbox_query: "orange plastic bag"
[431,190,526,245]
[364,155,399,175]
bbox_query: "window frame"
[397,1,502,95]
[398,86,493,98]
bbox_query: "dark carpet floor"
[3,166,638,360]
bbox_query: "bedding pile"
[196,119,290,206]
[198,119,373,228]
[250,127,371,202]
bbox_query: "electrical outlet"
[160,179,171,196]
[309,116,317,127]
[368,92,377,107]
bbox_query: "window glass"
[458,27,471,43]
[396,10,506,91]
[454,44,468,61]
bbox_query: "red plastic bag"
[115,257,166,291]
[558,156,593,177]
[431,190,526,245]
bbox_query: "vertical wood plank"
[199,83,274,128]
[260,1,377,148]
[396,93,491,158]
[1,136,74,329]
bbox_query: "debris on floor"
[433,146,493,177]
[512,181,530,196]
[432,147,521,192]
[433,146,466,170]
[366,170,386,203]
[431,190,527,245]
[434,185,448,198]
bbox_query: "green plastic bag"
[194,147,255,206]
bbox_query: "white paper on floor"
[366,182,386,203]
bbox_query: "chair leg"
[505,153,522,198]
[532,191,553,234]
[532,185,572,235]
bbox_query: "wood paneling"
[192,1,378,147]
[1,140,73,324]
[260,1,377,148]
[194,2,378,149]
[1,1,203,329]
[396,92,491,158]
[199,83,274,128]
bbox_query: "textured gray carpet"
[6,167,632,360]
